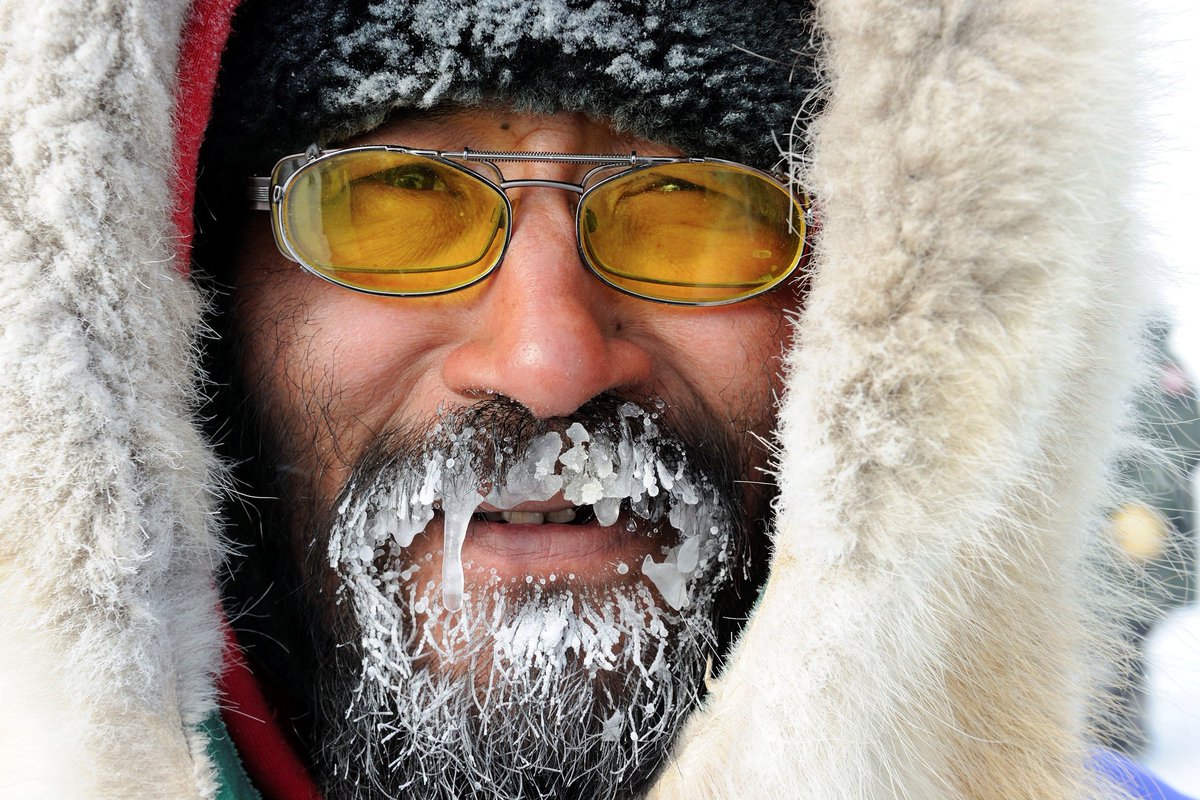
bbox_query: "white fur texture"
[0,1,225,798]
[649,0,1151,798]
[0,0,1153,798]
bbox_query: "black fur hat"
[206,0,819,176]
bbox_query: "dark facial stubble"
[204,280,779,799]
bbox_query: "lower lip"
[416,514,668,582]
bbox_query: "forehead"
[341,107,685,159]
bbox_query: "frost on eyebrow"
[328,401,729,614]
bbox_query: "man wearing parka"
[0,0,1190,798]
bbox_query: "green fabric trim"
[201,711,263,800]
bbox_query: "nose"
[441,190,654,418]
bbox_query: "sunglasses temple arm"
[247,176,272,211]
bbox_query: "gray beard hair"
[312,401,737,800]
[318,580,717,800]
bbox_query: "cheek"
[652,303,791,429]
[276,309,445,466]
[233,251,455,497]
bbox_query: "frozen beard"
[315,397,744,800]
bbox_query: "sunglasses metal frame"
[248,144,810,307]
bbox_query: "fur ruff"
[0,1,225,797]
[650,0,1152,797]
[0,0,1153,797]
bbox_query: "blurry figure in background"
[1103,322,1200,755]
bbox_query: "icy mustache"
[330,402,728,613]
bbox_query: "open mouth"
[474,506,596,526]
[330,407,729,615]
[471,493,672,529]
[441,502,669,585]
[448,497,676,580]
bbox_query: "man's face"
[228,109,797,799]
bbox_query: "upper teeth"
[488,509,578,524]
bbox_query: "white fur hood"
[0,0,1153,798]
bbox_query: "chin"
[312,566,721,800]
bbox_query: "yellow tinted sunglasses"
[249,145,810,306]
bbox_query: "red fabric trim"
[176,4,312,795]
[172,0,242,273]
[219,625,323,800]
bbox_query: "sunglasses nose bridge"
[497,178,585,194]
[494,179,587,265]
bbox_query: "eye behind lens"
[280,149,511,295]
[578,162,807,305]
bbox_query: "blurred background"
[1131,0,1200,793]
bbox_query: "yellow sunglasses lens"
[578,162,806,304]
[279,150,508,294]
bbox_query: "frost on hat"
[205,0,819,177]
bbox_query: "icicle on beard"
[307,395,752,800]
